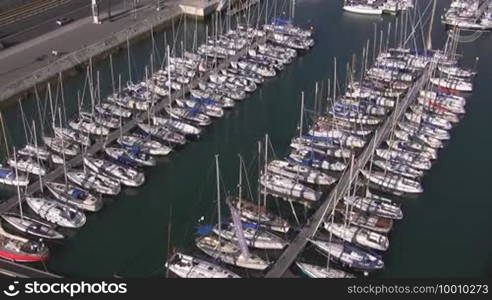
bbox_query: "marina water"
[0,0,491,277]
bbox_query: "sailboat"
[104,147,157,167]
[267,159,337,186]
[0,167,29,186]
[7,154,46,176]
[83,156,145,187]
[53,126,91,147]
[26,197,86,228]
[296,261,355,278]
[0,224,49,262]
[234,154,290,233]
[309,239,384,271]
[1,151,63,239]
[361,169,423,194]
[0,114,30,186]
[195,155,269,270]
[165,252,240,278]
[324,222,389,251]
[42,136,80,157]
[45,182,103,212]
[335,206,393,234]
[343,196,403,220]
[67,169,121,195]
[117,134,172,156]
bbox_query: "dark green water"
[1,0,491,277]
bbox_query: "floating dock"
[265,64,434,278]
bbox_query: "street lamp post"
[91,0,101,24]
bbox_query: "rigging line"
[159,32,167,71]
[33,85,46,134]
[181,157,217,238]
[170,13,184,55]
[240,155,256,204]
[267,133,277,160]
[51,75,62,126]
[402,0,434,48]
[40,87,51,131]
[18,98,33,145]
[407,1,426,50]
[79,68,90,111]
[414,0,428,51]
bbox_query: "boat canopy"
[0,168,12,177]
[192,96,219,106]
[70,189,84,199]
[196,225,213,236]
[273,17,293,25]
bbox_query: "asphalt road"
[0,1,156,47]
[0,0,180,90]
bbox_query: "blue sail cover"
[241,221,263,231]
[408,49,434,57]
[189,106,201,116]
[114,156,137,168]
[273,17,293,25]
[71,189,84,199]
[192,96,218,106]
[196,225,213,236]
[0,168,12,178]
[128,145,141,155]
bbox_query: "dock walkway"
[265,64,434,277]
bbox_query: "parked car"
[56,17,72,26]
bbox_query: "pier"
[0,259,61,278]
[265,63,435,278]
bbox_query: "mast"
[426,0,437,51]
[265,0,268,25]
[18,99,30,145]
[32,120,43,193]
[263,134,268,207]
[59,72,67,128]
[238,154,242,205]
[257,141,262,211]
[333,57,337,104]
[127,37,132,84]
[110,53,116,94]
[59,108,69,192]
[167,45,173,116]
[215,154,221,243]
[299,91,304,138]
[13,147,23,219]
[0,112,10,160]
